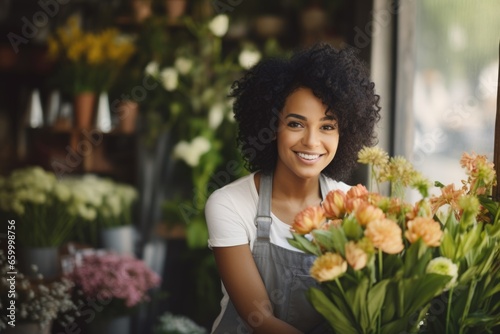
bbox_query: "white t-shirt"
[205,172,351,331]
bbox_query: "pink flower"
[292,206,325,234]
[69,253,161,308]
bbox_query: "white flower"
[160,67,178,91]
[208,103,225,129]
[426,257,459,290]
[174,57,193,75]
[238,49,261,69]
[145,61,159,77]
[208,14,229,37]
[173,136,211,167]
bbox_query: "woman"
[205,43,381,333]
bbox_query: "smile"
[296,152,324,161]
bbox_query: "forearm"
[249,316,303,334]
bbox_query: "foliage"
[47,15,136,94]
[67,251,161,320]
[289,147,499,333]
[0,251,77,330]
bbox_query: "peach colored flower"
[321,219,343,230]
[355,202,385,226]
[310,252,347,282]
[405,217,443,247]
[322,190,346,219]
[364,218,404,254]
[345,184,369,213]
[292,206,325,234]
[345,241,368,270]
[429,184,464,214]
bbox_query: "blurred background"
[0,0,498,333]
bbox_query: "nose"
[301,128,320,147]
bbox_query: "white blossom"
[174,57,193,75]
[208,14,229,37]
[145,61,159,77]
[173,136,211,167]
[160,67,179,91]
[238,49,261,69]
[208,103,225,129]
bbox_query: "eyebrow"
[285,113,335,121]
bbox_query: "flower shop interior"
[0,0,499,333]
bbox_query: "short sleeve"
[205,189,250,249]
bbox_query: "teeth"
[297,152,320,160]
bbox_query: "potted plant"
[46,15,136,129]
[0,166,77,279]
[0,251,77,334]
[67,251,161,334]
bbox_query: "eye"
[321,122,338,131]
[287,121,303,128]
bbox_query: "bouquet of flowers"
[0,166,75,247]
[0,251,76,331]
[289,147,499,333]
[47,15,136,94]
[68,251,161,319]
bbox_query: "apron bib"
[212,173,332,334]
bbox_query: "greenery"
[289,147,500,333]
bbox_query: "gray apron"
[212,172,332,334]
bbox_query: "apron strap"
[255,172,273,240]
[255,172,329,240]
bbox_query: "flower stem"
[459,278,477,334]
[377,249,383,334]
[445,287,453,334]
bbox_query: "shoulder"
[206,172,257,208]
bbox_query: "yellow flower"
[292,206,325,234]
[405,217,443,247]
[310,252,347,282]
[322,189,346,219]
[355,202,385,226]
[357,146,389,167]
[364,218,404,254]
[345,241,368,270]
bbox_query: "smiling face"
[275,87,339,180]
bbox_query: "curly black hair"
[230,43,381,181]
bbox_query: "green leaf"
[308,287,359,334]
[312,230,336,252]
[289,233,321,256]
[403,274,451,317]
[347,277,369,331]
[381,282,397,323]
[441,231,457,260]
[343,216,364,240]
[186,220,209,249]
[329,227,348,257]
[367,279,390,328]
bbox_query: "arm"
[213,245,303,334]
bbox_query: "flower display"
[0,166,75,247]
[68,251,161,319]
[289,147,500,333]
[154,312,207,334]
[47,15,136,94]
[0,251,76,330]
[0,167,138,247]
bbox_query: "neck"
[272,166,321,201]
